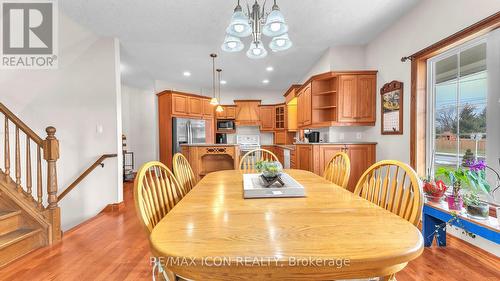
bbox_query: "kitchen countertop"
[180,144,239,147]
[294,142,378,145]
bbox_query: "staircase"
[0,103,61,267]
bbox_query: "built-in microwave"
[217,120,235,131]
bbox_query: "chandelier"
[221,0,292,59]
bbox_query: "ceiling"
[61,0,420,93]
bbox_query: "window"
[427,38,487,175]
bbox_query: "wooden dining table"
[150,169,423,280]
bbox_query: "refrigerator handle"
[187,122,192,144]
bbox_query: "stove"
[236,135,261,152]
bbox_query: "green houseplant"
[255,160,283,179]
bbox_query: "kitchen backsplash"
[226,126,274,145]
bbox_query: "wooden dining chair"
[354,160,423,226]
[239,149,279,174]
[172,153,197,193]
[353,160,422,281]
[323,152,351,188]
[133,161,186,234]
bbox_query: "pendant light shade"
[215,105,224,112]
[269,33,292,52]
[210,97,219,105]
[246,41,268,59]
[226,3,252,38]
[262,6,288,37]
[221,35,244,52]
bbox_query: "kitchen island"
[181,144,240,181]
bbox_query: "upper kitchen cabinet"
[215,105,236,119]
[338,74,376,124]
[297,82,312,127]
[234,100,261,126]
[274,104,285,130]
[259,105,275,131]
[297,71,377,128]
[160,90,214,118]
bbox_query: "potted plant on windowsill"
[436,167,468,211]
[462,160,491,220]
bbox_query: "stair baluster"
[15,126,21,192]
[4,117,10,183]
[37,145,43,209]
[26,136,32,198]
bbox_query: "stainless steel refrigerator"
[172,118,206,154]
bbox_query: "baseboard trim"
[101,201,125,213]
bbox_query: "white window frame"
[426,35,488,177]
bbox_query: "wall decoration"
[380,80,403,135]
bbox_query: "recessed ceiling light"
[220,80,227,85]
[262,79,269,84]
[266,66,274,72]
[183,71,191,77]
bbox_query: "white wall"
[0,15,123,230]
[154,80,284,104]
[364,0,500,164]
[121,85,158,169]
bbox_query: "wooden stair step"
[0,228,43,267]
[0,228,42,250]
[0,210,22,236]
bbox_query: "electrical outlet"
[339,133,345,140]
[356,132,362,139]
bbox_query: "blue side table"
[422,202,500,247]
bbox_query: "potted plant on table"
[255,160,284,187]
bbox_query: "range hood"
[234,100,261,126]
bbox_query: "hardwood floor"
[0,182,498,280]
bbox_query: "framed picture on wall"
[380,81,403,135]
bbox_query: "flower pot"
[425,194,443,203]
[446,194,463,211]
[465,202,489,220]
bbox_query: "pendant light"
[262,0,288,37]
[215,68,224,113]
[269,33,292,52]
[209,53,219,106]
[226,0,252,37]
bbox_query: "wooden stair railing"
[57,154,117,203]
[0,102,61,243]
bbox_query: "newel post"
[43,126,61,242]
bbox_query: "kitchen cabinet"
[274,105,285,130]
[297,83,312,127]
[171,94,189,115]
[203,99,214,117]
[295,143,376,191]
[157,90,214,168]
[181,144,240,181]
[259,105,275,131]
[296,145,313,172]
[297,71,377,128]
[188,97,203,117]
[215,105,236,119]
[235,100,261,126]
[338,74,376,123]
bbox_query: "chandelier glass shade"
[246,41,268,59]
[269,33,292,52]
[222,0,291,59]
[222,35,245,52]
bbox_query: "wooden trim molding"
[409,12,500,174]
[101,202,126,213]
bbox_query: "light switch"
[96,124,103,134]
